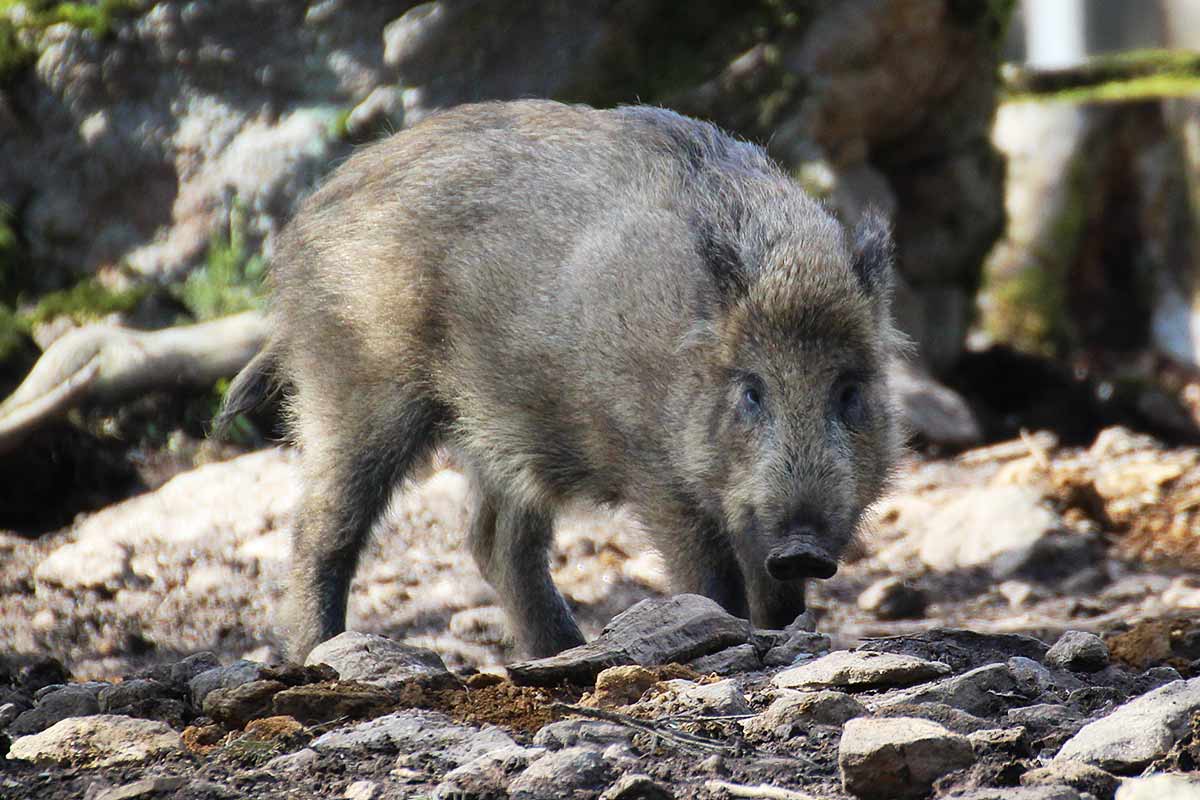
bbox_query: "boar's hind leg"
[467,482,585,658]
[287,390,443,661]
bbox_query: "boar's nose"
[765,532,837,581]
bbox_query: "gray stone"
[270,681,394,725]
[9,685,101,735]
[263,746,319,772]
[93,777,187,800]
[169,652,223,687]
[889,360,982,447]
[1116,774,1200,800]
[599,774,673,800]
[874,702,995,734]
[508,595,751,687]
[1005,704,1088,750]
[858,629,1049,672]
[1055,678,1200,773]
[742,689,866,738]
[202,680,287,729]
[761,630,832,667]
[641,679,751,717]
[966,726,1032,758]
[856,576,928,621]
[773,650,950,692]
[838,717,976,800]
[312,710,514,770]
[533,720,634,751]
[878,663,1028,717]
[688,644,762,676]
[917,486,1064,575]
[1021,761,1120,800]
[7,714,182,768]
[509,747,615,800]
[434,745,544,800]
[1008,656,1085,698]
[1046,631,1111,673]
[189,661,268,708]
[343,780,382,800]
[97,679,186,726]
[305,631,453,690]
[947,789,1083,800]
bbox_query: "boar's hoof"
[765,541,837,581]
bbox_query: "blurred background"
[0,0,1198,678]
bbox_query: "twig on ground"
[704,780,821,800]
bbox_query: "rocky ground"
[0,424,1199,798]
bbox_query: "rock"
[304,632,454,690]
[169,652,223,687]
[434,745,544,800]
[509,747,615,800]
[508,595,751,686]
[1055,678,1200,773]
[874,702,995,734]
[689,644,762,676]
[1046,631,1111,673]
[264,746,319,773]
[189,661,269,708]
[1116,774,1200,800]
[878,663,1026,717]
[181,723,225,755]
[343,780,382,800]
[838,717,976,800]
[261,662,340,687]
[641,679,751,718]
[93,777,187,800]
[311,710,514,770]
[742,689,866,738]
[8,685,101,735]
[202,680,287,729]
[856,577,928,621]
[1021,761,1120,800]
[7,714,183,767]
[917,485,1064,576]
[448,606,510,646]
[773,650,950,692]
[890,360,982,446]
[967,726,1032,758]
[590,666,660,708]
[946,789,1083,800]
[598,774,673,800]
[534,720,634,751]
[345,86,405,141]
[270,681,395,725]
[1006,704,1088,750]
[98,679,186,727]
[761,630,832,667]
[858,629,1049,672]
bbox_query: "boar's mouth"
[765,539,838,581]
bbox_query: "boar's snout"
[765,530,837,581]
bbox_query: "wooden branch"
[0,311,269,454]
[1004,49,1200,96]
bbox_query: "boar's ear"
[851,209,895,306]
[696,217,749,302]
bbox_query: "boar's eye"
[737,375,765,419]
[836,378,868,429]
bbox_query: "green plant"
[25,276,149,326]
[177,202,266,321]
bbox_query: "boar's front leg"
[467,477,585,657]
[643,507,751,620]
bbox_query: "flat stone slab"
[1054,677,1200,773]
[311,709,514,769]
[838,716,975,800]
[8,714,183,768]
[507,594,751,686]
[858,628,1049,672]
[773,650,951,692]
[305,631,454,690]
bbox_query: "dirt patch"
[393,679,584,735]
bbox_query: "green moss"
[176,201,266,321]
[0,15,34,85]
[1,0,146,38]
[328,106,352,142]
[0,303,29,362]
[26,276,149,326]
[1007,74,1200,105]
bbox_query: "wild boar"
[217,99,903,660]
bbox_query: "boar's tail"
[212,343,280,437]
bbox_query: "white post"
[1023,0,1087,68]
